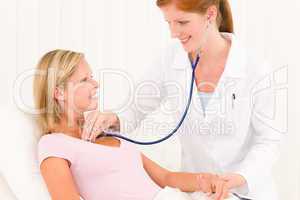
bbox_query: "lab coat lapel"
[200,33,247,123]
[170,33,248,134]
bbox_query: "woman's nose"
[91,79,99,88]
[169,24,180,38]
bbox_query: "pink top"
[38,133,161,200]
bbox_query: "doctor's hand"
[197,173,229,200]
[219,173,247,189]
[196,173,218,193]
[209,173,247,200]
[211,177,230,200]
[81,111,120,142]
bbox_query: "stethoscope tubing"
[98,55,201,145]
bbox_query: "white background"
[0,0,299,199]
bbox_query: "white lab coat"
[119,33,282,200]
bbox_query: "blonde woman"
[34,50,228,200]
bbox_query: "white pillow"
[0,105,50,200]
[0,174,15,199]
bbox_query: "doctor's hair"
[156,0,234,33]
[33,49,84,135]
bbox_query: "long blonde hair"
[156,0,234,33]
[33,49,83,135]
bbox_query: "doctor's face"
[160,4,209,53]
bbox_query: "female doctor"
[82,0,282,199]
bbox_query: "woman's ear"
[54,87,65,101]
[206,5,218,23]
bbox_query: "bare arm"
[40,157,81,200]
[142,154,213,193]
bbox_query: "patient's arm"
[40,157,82,200]
[141,154,214,193]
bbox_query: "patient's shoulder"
[39,133,78,146]
[38,133,79,167]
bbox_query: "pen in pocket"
[232,93,236,109]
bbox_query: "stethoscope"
[97,54,201,145]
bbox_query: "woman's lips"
[90,91,99,99]
[180,36,191,44]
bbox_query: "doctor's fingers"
[214,180,229,200]
[102,113,120,132]
[89,117,112,142]
[197,174,213,193]
[219,183,229,200]
[89,112,121,142]
[89,113,114,142]
[82,112,100,141]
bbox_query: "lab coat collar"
[171,32,246,78]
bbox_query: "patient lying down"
[34,50,229,200]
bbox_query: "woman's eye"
[80,75,94,82]
[178,21,189,25]
[80,78,88,82]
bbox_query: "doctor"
[83,0,282,199]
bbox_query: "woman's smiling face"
[63,58,99,114]
[160,3,210,53]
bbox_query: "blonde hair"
[33,49,84,135]
[156,0,234,33]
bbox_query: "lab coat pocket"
[229,94,252,138]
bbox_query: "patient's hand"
[197,173,229,200]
